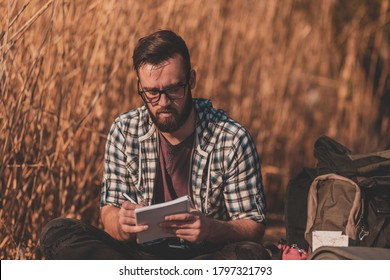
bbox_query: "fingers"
[119,201,145,219]
[159,214,200,241]
[119,201,148,234]
[164,213,195,222]
[118,214,136,226]
[160,220,195,229]
[163,228,197,237]
[121,224,149,234]
[161,227,202,243]
[160,212,212,242]
[160,213,197,229]
[121,201,144,210]
[119,203,136,220]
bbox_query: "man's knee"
[214,241,271,260]
[40,218,84,259]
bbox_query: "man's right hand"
[101,202,148,242]
[118,201,149,239]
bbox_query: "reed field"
[0,0,389,259]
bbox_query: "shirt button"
[139,186,144,192]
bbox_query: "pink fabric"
[278,244,308,260]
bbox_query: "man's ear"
[189,69,196,90]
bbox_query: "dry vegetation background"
[1,0,389,259]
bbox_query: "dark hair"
[133,30,191,78]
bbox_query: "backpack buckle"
[359,226,369,241]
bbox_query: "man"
[40,30,267,260]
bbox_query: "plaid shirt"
[101,98,266,223]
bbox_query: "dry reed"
[0,0,389,259]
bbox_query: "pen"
[122,192,137,204]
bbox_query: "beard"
[147,91,193,133]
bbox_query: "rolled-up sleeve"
[223,129,266,223]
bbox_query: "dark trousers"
[40,218,271,260]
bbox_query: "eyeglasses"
[138,80,188,104]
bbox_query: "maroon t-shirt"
[153,131,195,203]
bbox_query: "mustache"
[156,107,177,114]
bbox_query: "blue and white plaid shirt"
[101,98,266,223]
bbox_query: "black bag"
[285,136,390,250]
[314,136,390,179]
[358,175,390,247]
[284,167,316,251]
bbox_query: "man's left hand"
[159,210,213,243]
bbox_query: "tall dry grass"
[0,0,389,259]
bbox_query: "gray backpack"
[304,173,363,249]
[303,136,390,251]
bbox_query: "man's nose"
[158,92,172,106]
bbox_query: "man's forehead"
[138,56,186,84]
[140,60,171,78]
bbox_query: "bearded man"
[40,30,268,260]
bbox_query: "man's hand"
[118,201,148,240]
[101,202,148,242]
[159,209,266,244]
[159,210,213,243]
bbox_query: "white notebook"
[135,196,190,243]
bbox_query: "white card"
[312,231,349,252]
